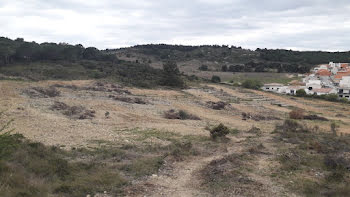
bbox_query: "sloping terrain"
[1,80,350,196]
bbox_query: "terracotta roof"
[289,80,305,86]
[334,70,350,79]
[313,88,333,93]
[316,69,331,76]
[341,63,349,69]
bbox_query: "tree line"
[0,37,117,66]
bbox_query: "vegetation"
[296,89,306,97]
[199,65,209,71]
[289,109,305,120]
[0,126,205,196]
[241,79,263,90]
[274,120,350,196]
[0,37,116,65]
[164,109,201,120]
[161,61,185,88]
[294,92,350,104]
[114,44,350,74]
[207,123,230,140]
[211,75,221,83]
[0,37,171,88]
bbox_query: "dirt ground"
[1,80,350,196]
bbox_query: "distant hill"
[0,37,164,87]
[111,44,350,74]
[1,36,350,86]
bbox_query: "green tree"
[296,89,307,97]
[221,65,228,72]
[161,61,184,87]
[242,80,263,90]
[198,65,208,71]
[83,47,101,60]
[211,75,221,83]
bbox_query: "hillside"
[1,37,350,196]
[112,44,350,74]
[1,79,350,196]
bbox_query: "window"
[308,87,313,90]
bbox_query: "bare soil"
[1,79,350,196]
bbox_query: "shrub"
[221,65,228,72]
[241,79,262,90]
[330,122,339,136]
[164,109,200,120]
[25,87,60,98]
[206,101,227,110]
[198,65,208,71]
[296,89,307,97]
[208,123,230,139]
[161,61,185,88]
[278,119,309,133]
[211,75,221,83]
[289,109,305,120]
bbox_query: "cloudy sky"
[1,0,350,51]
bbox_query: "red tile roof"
[313,88,333,93]
[316,69,331,76]
[341,63,349,69]
[334,70,350,79]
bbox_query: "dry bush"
[109,95,146,104]
[277,119,309,133]
[50,101,69,111]
[247,126,262,135]
[51,101,95,119]
[303,114,328,121]
[242,112,280,121]
[206,101,227,110]
[164,109,200,120]
[24,87,60,98]
[208,123,230,139]
[289,109,305,120]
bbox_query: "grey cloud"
[1,0,350,51]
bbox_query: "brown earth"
[1,79,349,196]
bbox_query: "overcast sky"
[1,0,350,51]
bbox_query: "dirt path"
[134,130,293,197]
[141,156,219,197]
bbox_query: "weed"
[289,108,304,120]
[163,109,200,120]
[207,123,230,140]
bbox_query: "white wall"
[340,76,350,88]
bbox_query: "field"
[1,79,350,197]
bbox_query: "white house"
[262,83,284,93]
[338,76,350,100]
[285,86,305,95]
[312,88,337,96]
[306,80,322,92]
[339,76,350,88]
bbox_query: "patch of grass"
[0,132,130,197]
[273,120,350,196]
[121,128,180,142]
[200,153,262,196]
[121,156,164,177]
[230,72,300,85]
[206,123,231,140]
[163,109,200,120]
